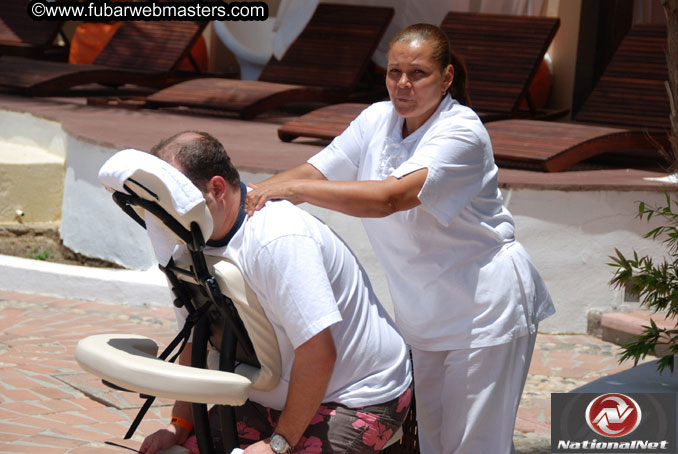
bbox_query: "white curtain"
[273,0,545,66]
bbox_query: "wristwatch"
[270,432,293,454]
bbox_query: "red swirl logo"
[585,393,642,437]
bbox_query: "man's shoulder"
[243,200,320,248]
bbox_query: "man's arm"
[245,328,337,453]
[140,346,194,454]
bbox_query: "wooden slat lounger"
[0,0,68,60]
[277,11,561,142]
[142,3,394,119]
[487,23,670,172]
[0,20,207,95]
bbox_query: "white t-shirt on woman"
[308,95,555,351]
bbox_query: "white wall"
[61,148,674,333]
[60,135,156,270]
[22,114,673,333]
[0,110,67,158]
[505,188,669,333]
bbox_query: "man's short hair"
[150,131,240,190]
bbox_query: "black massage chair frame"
[111,186,259,454]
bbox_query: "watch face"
[270,433,290,453]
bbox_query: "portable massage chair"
[74,150,416,454]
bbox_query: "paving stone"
[51,425,114,442]
[44,411,98,426]
[0,441,66,453]
[1,290,666,453]
[1,402,54,417]
[0,389,44,403]
[20,433,87,448]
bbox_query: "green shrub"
[609,193,678,372]
[25,246,53,261]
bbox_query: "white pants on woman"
[411,331,537,454]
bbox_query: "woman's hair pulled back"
[388,23,471,107]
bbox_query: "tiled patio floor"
[0,90,671,454]
[0,289,648,454]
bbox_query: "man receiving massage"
[139,131,412,454]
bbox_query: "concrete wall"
[4,112,672,333]
[0,110,67,158]
[0,111,66,224]
[59,140,675,333]
[505,188,669,333]
[543,0,582,116]
[60,134,157,270]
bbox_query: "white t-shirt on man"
[177,198,411,410]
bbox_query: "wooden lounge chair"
[0,0,68,60]
[141,3,394,119]
[442,11,561,118]
[281,24,669,174]
[277,11,561,142]
[0,20,207,96]
[485,23,670,172]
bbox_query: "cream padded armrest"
[75,334,254,405]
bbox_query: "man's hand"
[244,438,275,454]
[139,425,184,454]
[140,347,193,454]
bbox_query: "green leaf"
[611,196,678,373]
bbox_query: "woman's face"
[386,39,453,134]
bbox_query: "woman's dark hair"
[150,131,240,191]
[388,23,471,107]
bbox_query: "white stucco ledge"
[0,254,170,307]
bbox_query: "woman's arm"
[246,168,427,218]
[253,163,326,186]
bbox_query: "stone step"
[600,309,676,357]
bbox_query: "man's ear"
[207,175,228,200]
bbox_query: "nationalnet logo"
[586,393,641,438]
[552,393,676,453]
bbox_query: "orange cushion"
[520,58,551,110]
[69,22,208,71]
[178,34,208,72]
[68,22,121,64]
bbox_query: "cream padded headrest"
[98,149,214,263]
[75,334,255,405]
